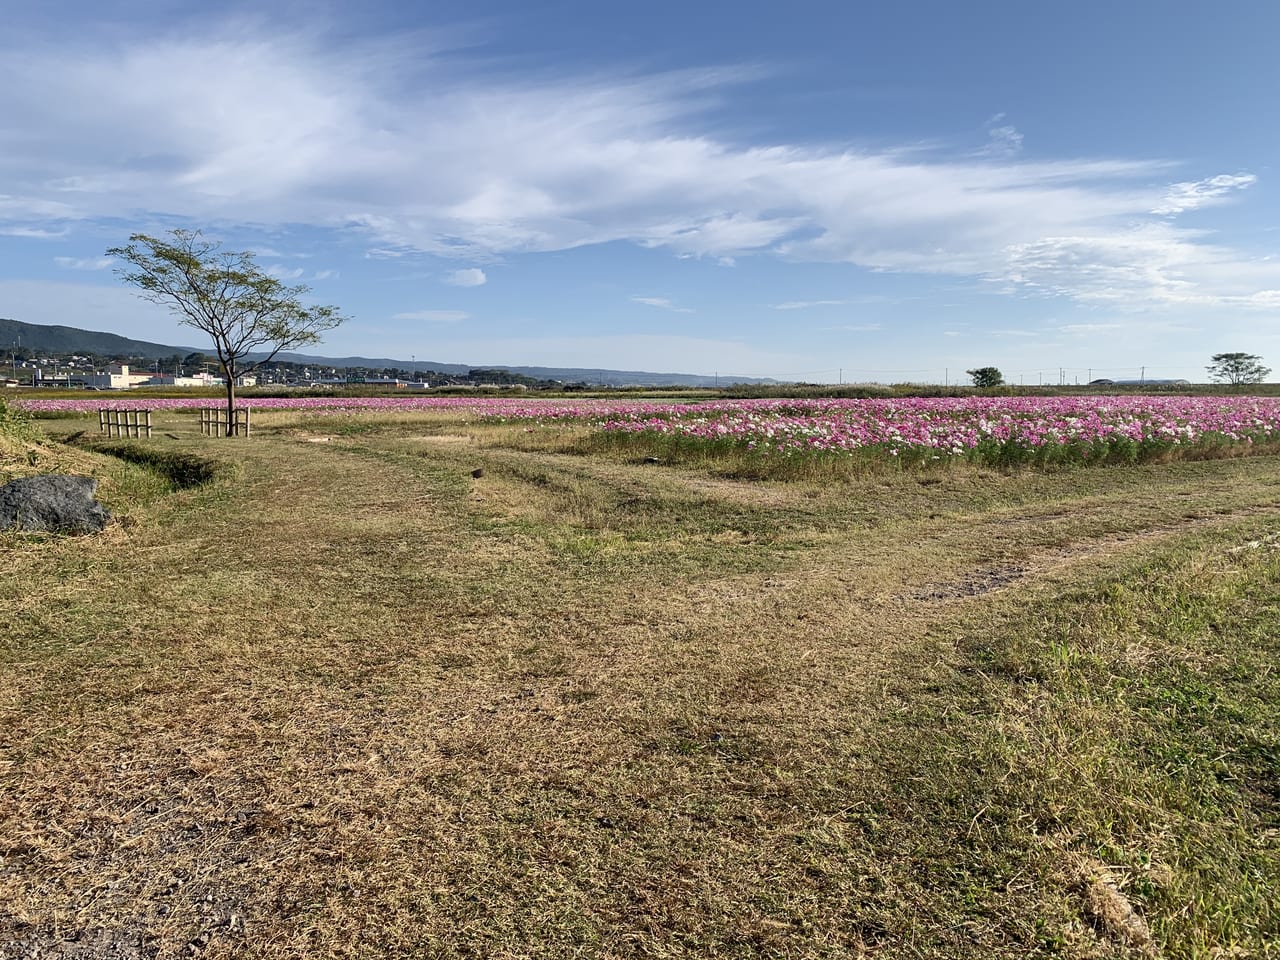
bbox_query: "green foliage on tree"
[1206,352,1270,386]
[967,366,1005,388]
[108,230,347,434]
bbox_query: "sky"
[2,0,1278,382]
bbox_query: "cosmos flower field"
[16,394,1280,467]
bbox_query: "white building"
[80,364,153,390]
[144,372,224,388]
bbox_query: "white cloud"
[445,267,486,287]
[1057,322,1124,335]
[1153,174,1256,215]
[312,269,337,280]
[981,113,1024,158]
[266,264,305,280]
[823,323,882,332]
[631,296,694,313]
[1,225,69,239]
[774,299,851,310]
[0,26,1274,316]
[54,255,113,270]
[1002,221,1280,310]
[252,247,310,259]
[391,309,469,323]
[0,194,76,219]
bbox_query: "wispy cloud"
[1057,322,1124,335]
[980,113,1024,158]
[266,264,305,280]
[631,296,694,313]
[1004,221,1280,310]
[1,225,69,239]
[54,255,113,270]
[312,269,337,280]
[253,247,310,259]
[445,267,486,287]
[0,25,1274,315]
[1152,173,1256,215]
[391,309,468,324]
[774,299,851,310]
[823,322,882,332]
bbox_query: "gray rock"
[0,475,111,534]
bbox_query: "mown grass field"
[2,405,1278,959]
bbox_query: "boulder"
[0,475,111,534]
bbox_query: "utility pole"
[1141,365,1145,384]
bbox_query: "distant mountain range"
[1,317,202,359]
[0,318,778,387]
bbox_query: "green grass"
[1,408,1278,958]
[858,528,1280,956]
[77,437,233,488]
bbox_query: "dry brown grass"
[2,410,1278,958]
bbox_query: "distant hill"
[0,319,778,387]
[1,318,201,359]
[271,352,777,387]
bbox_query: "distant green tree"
[967,366,1005,388]
[1206,352,1270,385]
[108,230,347,434]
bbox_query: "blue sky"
[1,0,1278,381]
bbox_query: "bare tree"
[108,230,347,434]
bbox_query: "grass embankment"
[1,410,1277,958]
[0,399,157,506]
[1,400,229,524]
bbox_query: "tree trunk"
[224,369,237,437]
